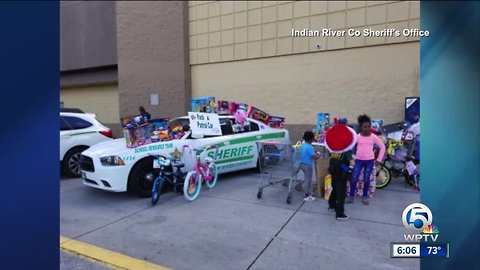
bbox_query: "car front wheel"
[128,157,156,197]
[62,146,88,178]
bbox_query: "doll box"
[123,125,154,148]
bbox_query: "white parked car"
[80,115,290,197]
[60,111,113,177]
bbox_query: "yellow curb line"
[60,236,171,270]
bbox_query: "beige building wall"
[189,1,420,64]
[189,1,420,140]
[60,84,120,125]
[116,1,191,120]
[192,42,419,134]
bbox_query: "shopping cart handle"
[265,153,284,157]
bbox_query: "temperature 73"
[427,246,441,254]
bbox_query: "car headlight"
[100,156,125,166]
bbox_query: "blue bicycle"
[150,155,186,205]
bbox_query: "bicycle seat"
[172,162,185,168]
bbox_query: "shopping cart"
[256,141,301,204]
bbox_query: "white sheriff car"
[80,115,290,197]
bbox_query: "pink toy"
[234,109,247,131]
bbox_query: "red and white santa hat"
[325,124,357,153]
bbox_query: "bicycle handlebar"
[183,144,219,160]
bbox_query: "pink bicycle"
[183,145,219,201]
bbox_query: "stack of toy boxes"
[150,118,170,143]
[194,98,287,130]
[121,116,175,148]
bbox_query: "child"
[324,121,357,220]
[347,114,386,205]
[299,131,320,201]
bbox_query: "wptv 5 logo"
[402,203,439,242]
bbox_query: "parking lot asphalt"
[60,170,420,270]
[60,252,111,270]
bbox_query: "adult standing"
[139,106,151,121]
[325,122,357,220]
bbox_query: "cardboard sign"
[315,158,329,197]
[188,112,222,136]
[405,97,420,124]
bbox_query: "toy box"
[371,119,384,133]
[247,106,271,124]
[217,100,237,115]
[150,118,169,130]
[191,96,216,113]
[235,103,249,113]
[121,115,149,129]
[268,116,285,128]
[149,118,170,143]
[123,125,153,148]
[324,174,332,200]
[316,113,331,144]
[169,124,185,140]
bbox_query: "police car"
[80,115,290,197]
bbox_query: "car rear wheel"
[62,146,88,178]
[256,149,266,173]
[128,157,156,197]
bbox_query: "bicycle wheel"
[405,173,420,188]
[375,164,391,189]
[205,163,218,189]
[183,171,201,201]
[151,177,165,205]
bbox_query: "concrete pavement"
[60,170,420,270]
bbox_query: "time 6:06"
[397,246,417,254]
